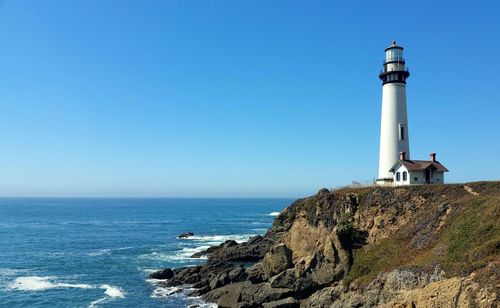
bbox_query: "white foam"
[150,286,180,298]
[88,297,108,308]
[145,280,216,307]
[268,211,281,217]
[142,268,159,274]
[141,234,256,263]
[88,285,125,307]
[101,284,125,298]
[251,228,268,232]
[139,244,213,262]
[9,276,93,291]
[87,249,111,257]
[182,234,255,244]
[0,268,30,276]
[7,275,125,308]
[189,297,218,308]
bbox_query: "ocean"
[0,198,292,307]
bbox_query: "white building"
[390,152,449,186]
[376,42,449,186]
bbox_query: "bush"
[337,211,354,237]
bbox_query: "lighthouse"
[377,41,411,186]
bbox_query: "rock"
[191,236,272,261]
[210,272,231,289]
[203,281,293,307]
[228,265,247,282]
[204,281,252,307]
[251,282,294,304]
[262,297,299,308]
[247,263,266,283]
[262,244,293,277]
[166,260,234,287]
[149,268,174,280]
[269,269,295,289]
[293,277,313,293]
[177,232,194,238]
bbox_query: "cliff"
[152,182,500,307]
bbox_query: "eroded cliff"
[152,182,500,307]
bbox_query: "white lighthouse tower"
[377,41,411,186]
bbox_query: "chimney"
[430,153,436,162]
[399,151,406,161]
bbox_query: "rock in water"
[149,268,174,280]
[177,232,194,238]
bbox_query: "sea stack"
[377,41,411,186]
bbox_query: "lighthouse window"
[400,126,405,140]
[396,172,401,181]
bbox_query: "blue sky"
[0,0,499,197]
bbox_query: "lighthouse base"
[376,178,394,186]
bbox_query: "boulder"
[228,265,247,282]
[166,260,234,287]
[204,281,252,307]
[191,240,238,258]
[262,244,293,277]
[251,282,294,304]
[194,235,274,262]
[247,263,266,283]
[149,268,174,280]
[301,286,341,308]
[210,272,231,290]
[262,297,299,308]
[269,269,295,289]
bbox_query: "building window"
[403,171,407,181]
[399,125,405,141]
[396,172,400,181]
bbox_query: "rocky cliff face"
[152,182,499,307]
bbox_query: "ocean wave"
[146,280,216,307]
[87,246,136,257]
[101,284,125,298]
[87,249,111,257]
[0,268,30,276]
[181,234,255,244]
[138,246,210,262]
[142,268,160,274]
[268,211,281,216]
[0,268,32,289]
[146,278,182,298]
[8,276,93,291]
[142,233,257,262]
[88,284,125,308]
[251,228,268,233]
[7,275,125,307]
[151,285,180,298]
[251,221,268,225]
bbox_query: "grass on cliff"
[437,197,499,273]
[345,194,500,286]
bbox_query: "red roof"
[390,160,449,172]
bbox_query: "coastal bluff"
[151,182,499,307]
